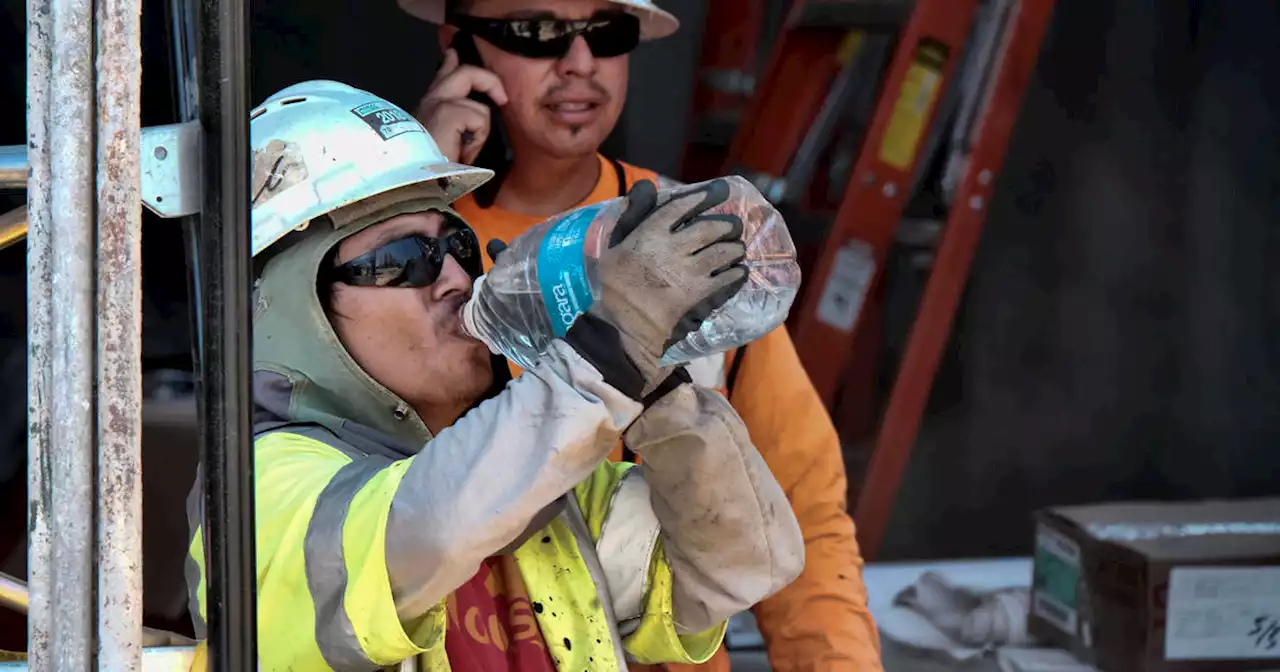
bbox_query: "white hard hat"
[249,80,493,257]
[398,0,679,41]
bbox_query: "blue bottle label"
[537,204,602,338]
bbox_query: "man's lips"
[435,295,474,337]
[543,99,604,125]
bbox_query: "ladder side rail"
[853,0,1059,559]
[721,2,852,177]
[790,0,983,405]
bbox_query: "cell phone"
[451,33,510,207]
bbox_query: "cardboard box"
[1029,498,1280,672]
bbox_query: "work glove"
[485,179,746,401]
[621,380,805,633]
[587,178,748,395]
[486,238,509,264]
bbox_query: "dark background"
[0,0,1277,588]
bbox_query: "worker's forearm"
[385,339,642,620]
[627,385,805,635]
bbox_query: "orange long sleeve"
[728,327,883,671]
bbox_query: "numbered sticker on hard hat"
[815,239,876,333]
[350,101,424,141]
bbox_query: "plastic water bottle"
[461,175,801,370]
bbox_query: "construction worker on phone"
[400,0,884,669]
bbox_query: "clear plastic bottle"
[461,175,801,370]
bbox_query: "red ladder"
[721,0,1057,558]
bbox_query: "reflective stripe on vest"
[306,457,389,670]
[189,431,440,670]
[188,427,697,671]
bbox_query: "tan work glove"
[485,178,747,403]
[590,178,748,393]
[623,381,805,634]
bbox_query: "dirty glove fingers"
[664,266,748,351]
[689,240,748,278]
[664,212,744,258]
[486,238,509,264]
[611,179,659,246]
[611,178,733,247]
[588,177,747,391]
[641,179,733,235]
[697,212,745,247]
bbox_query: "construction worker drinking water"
[182,80,803,671]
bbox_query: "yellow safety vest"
[186,431,724,671]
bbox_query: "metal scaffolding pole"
[197,0,258,666]
[24,0,54,667]
[95,0,145,667]
[27,0,146,667]
[42,0,99,668]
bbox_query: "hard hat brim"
[609,0,679,40]
[397,0,679,40]
[252,161,494,257]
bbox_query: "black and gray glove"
[572,179,747,399]
[487,178,745,402]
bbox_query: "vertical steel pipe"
[47,0,98,668]
[95,0,145,667]
[165,0,206,369]
[25,0,54,667]
[197,0,258,666]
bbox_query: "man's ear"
[437,24,459,53]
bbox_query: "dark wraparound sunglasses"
[328,226,483,288]
[446,11,641,59]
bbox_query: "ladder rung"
[794,0,915,31]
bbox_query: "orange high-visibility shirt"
[454,155,883,671]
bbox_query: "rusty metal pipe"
[95,0,145,666]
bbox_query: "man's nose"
[430,254,474,302]
[556,35,598,78]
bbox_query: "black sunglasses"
[328,226,483,288]
[447,11,641,59]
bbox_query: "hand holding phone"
[413,41,509,165]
